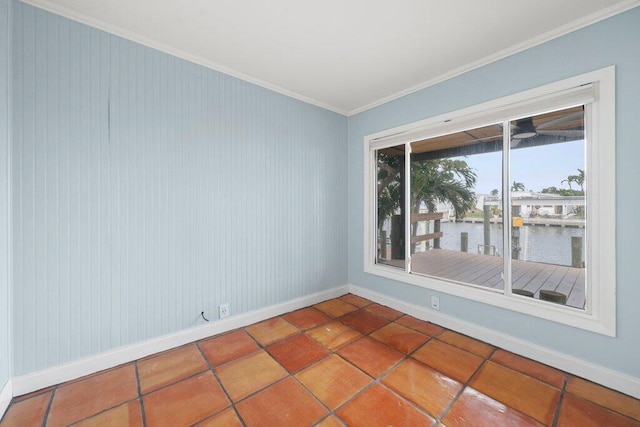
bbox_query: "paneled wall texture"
[0,0,11,388]
[10,2,347,375]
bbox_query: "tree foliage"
[377,154,477,225]
[411,159,476,219]
[377,153,401,229]
[541,186,584,196]
[561,168,585,192]
[511,181,525,192]
[542,169,585,196]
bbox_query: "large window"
[365,67,615,335]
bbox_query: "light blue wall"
[6,0,639,381]
[348,8,640,378]
[0,0,11,391]
[11,2,347,375]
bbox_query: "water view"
[438,221,585,267]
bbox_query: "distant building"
[480,191,584,218]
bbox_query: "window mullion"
[404,143,412,273]
[502,120,512,296]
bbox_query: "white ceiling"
[22,0,639,115]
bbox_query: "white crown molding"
[348,0,640,116]
[16,0,349,116]
[11,285,349,396]
[348,284,640,399]
[18,0,640,117]
[0,379,11,421]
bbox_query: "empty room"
[1,0,640,425]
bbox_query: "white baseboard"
[348,284,640,399]
[11,283,640,400]
[12,285,349,397]
[0,379,12,421]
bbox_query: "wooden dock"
[406,249,585,309]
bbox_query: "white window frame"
[364,66,615,336]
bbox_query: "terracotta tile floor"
[2,294,640,427]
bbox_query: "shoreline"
[454,216,585,228]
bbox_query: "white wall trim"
[7,282,640,399]
[348,284,640,399]
[0,379,11,421]
[18,0,640,117]
[11,285,349,397]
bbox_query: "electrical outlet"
[430,296,440,311]
[219,303,230,319]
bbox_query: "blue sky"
[457,140,585,194]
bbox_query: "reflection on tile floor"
[2,294,639,426]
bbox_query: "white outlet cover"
[219,303,230,319]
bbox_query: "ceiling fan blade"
[537,111,583,130]
[537,130,584,137]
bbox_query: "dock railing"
[410,212,444,252]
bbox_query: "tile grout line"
[242,307,345,406]
[471,354,569,425]
[292,321,383,425]
[228,375,293,411]
[66,398,141,427]
[551,375,569,427]
[338,308,392,335]
[193,341,246,427]
[244,317,301,350]
[560,378,640,423]
[50,365,142,427]
[288,369,339,424]
[138,361,211,395]
[40,385,56,427]
[289,302,398,424]
[435,346,499,424]
[327,316,449,423]
[330,310,458,422]
[275,307,378,424]
[212,321,330,419]
[415,329,490,423]
[134,361,148,427]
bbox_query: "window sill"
[364,262,614,336]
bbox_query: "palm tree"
[491,189,499,196]
[377,182,400,230]
[561,169,585,193]
[511,181,525,192]
[574,168,585,192]
[377,155,477,256]
[411,159,477,218]
[567,169,585,192]
[377,154,402,255]
[377,156,477,220]
[377,154,401,200]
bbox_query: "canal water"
[437,222,586,266]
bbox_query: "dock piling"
[571,236,583,268]
[483,206,490,255]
